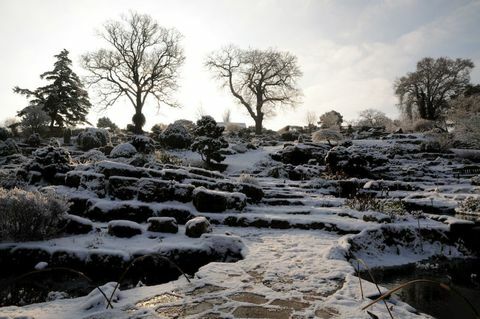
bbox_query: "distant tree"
[449,94,480,147]
[319,110,343,129]
[97,116,118,131]
[222,109,231,124]
[3,118,21,137]
[305,111,317,132]
[19,104,50,134]
[394,57,474,121]
[206,46,302,135]
[312,129,343,146]
[14,49,91,128]
[82,12,185,134]
[191,116,228,164]
[357,109,392,128]
[464,84,480,97]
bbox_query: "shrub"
[0,188,69,242]
[25,133,41,147]
[0,127,11,141]
[25,146,72,181]
[157,122,193,149]
[312,129,343,145]
[237,174,259,185]
[77,128,110,151]
[75,149,107,164]
[191,116,228,164]
[346,194,407,216]
[154,150,183,165]
[110,143,137,158]
[280,131,298,141]
[0,138,20,156]
[130,135,155,154]
[456,197,480,215]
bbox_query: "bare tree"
[206,46,302,135]
[357,109,392,128]
[82,12,185,133]
[394,57,474,121]
[222,108,232,124]
[305,111,316,132]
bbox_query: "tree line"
[13,11,479,136]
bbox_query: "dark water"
[360,258,480,319]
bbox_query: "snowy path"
[0,227,428,318]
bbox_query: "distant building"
[277,125,303,133]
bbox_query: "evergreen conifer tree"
[15,49,91,128]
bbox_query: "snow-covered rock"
[192,187,246,212]
[185,216,212,238]
[147,217,178,233]
[107,220,143,238]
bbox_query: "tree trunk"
[255,117,263,135]
[133,94,144,134]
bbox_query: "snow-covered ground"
[1,137,479,318]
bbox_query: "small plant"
[346,194,407,217]
[312,129,343,146]
[237,174,259,185]
[191,116,228,164]
[155,150,183,165]
[0,188,69,242]
[456,197,480,215]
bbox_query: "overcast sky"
[1,0,479,130]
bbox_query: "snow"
[109,143,137,158]
[1,139,479,318]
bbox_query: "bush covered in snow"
[456,197,480,215]
[412,119,436,132]
[24,146,72,181]
[76,149,107,164]
[0,127,11,141]
[157,122,193,149]
[237,174,259,185]
[110,143,137,158]
[154,150,183,165]
[0,188,69,241]
[312,129,343,145]
[346,194,406,217]
[76,127,110,151]
[26,133,41,147]
[130,135,155,154]
[191,116,228,164]
[0,138,20,156]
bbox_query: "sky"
[1,0,480,130]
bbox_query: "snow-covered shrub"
[312,129,343,145]
[63,127,72,145]
[48,137,61,147]
[154,150,182,165]
[76,149,107,164]
[346,194,406,216]
[0,188,69,241]
[110,143,137,158]
[280,131,299,141]
[77,127,110,151]
[0,127,11,141]
[237,174,259,185]
[191,116,228,164]
[456,197,480,215]
[472,175,480,186]
[0,138,20,156]
[26,146,72,180]
[26,133,41,146]
[130,135,155,154]
[157,122,193,149]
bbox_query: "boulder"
[107,220,142,238]
[63,214,94,234]
[192,187,246,212]
[137,178,173,202]
[156,207,195,224]
[108,176,139,200]
[147,217,178,233]
[185,216,212,238]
